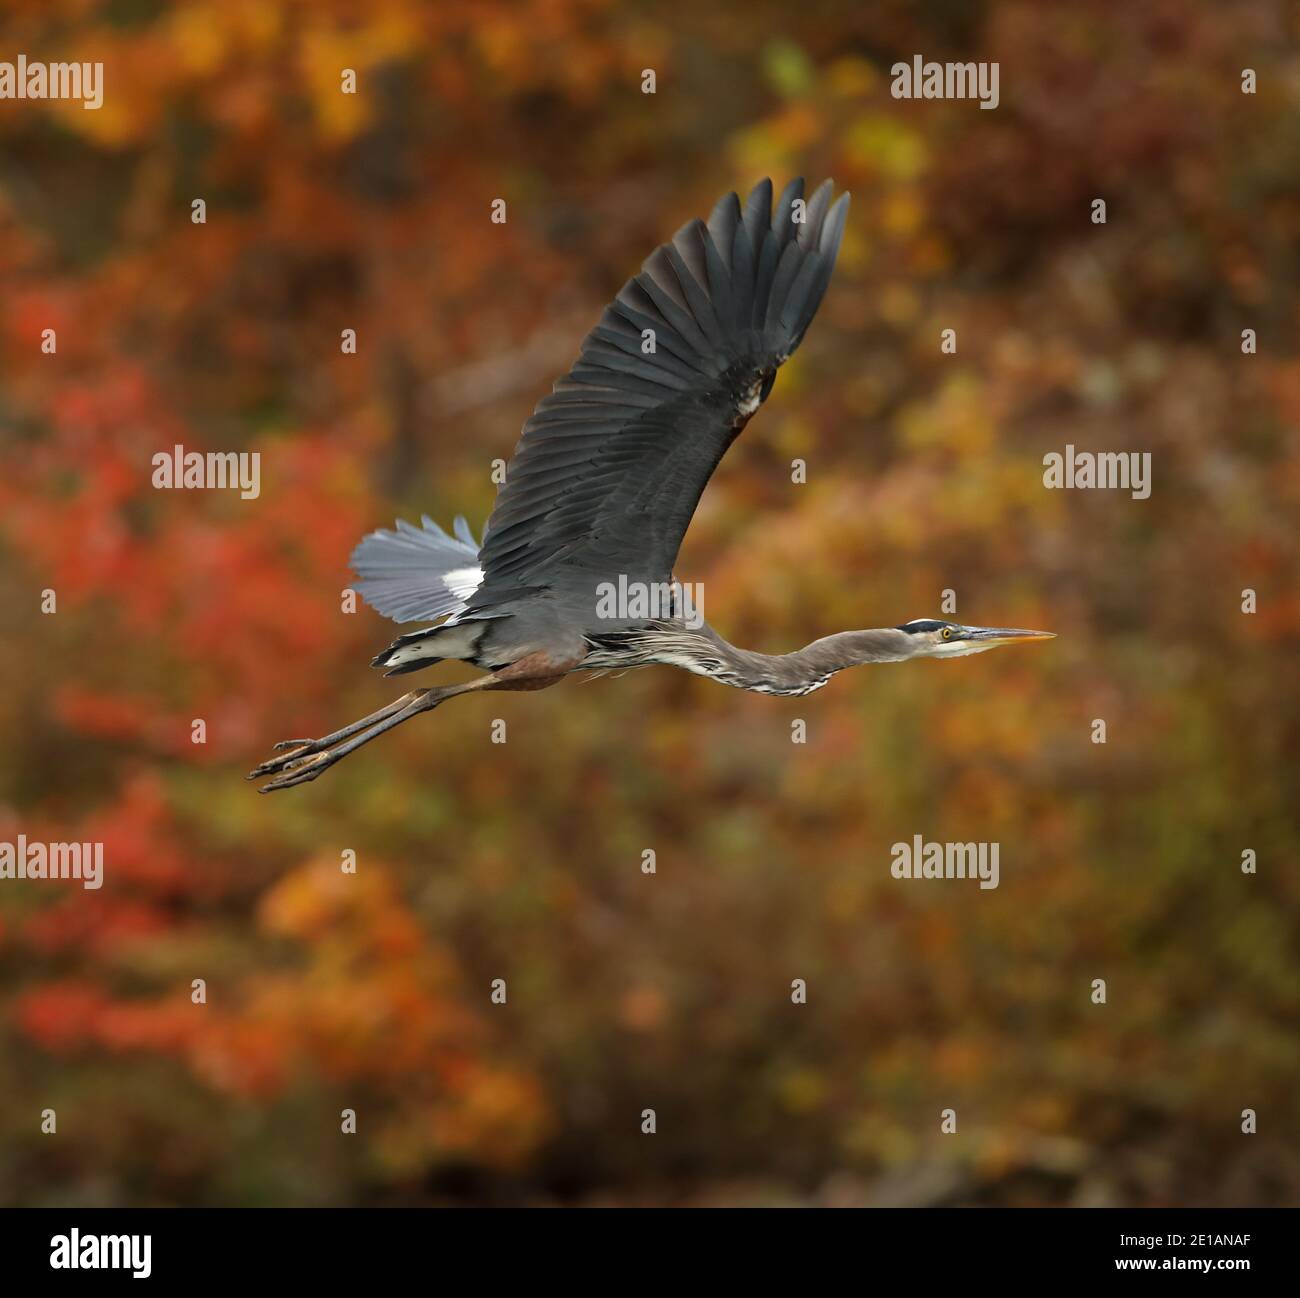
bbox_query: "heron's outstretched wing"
[468,177,849,614]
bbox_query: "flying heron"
[251,178,1053,792]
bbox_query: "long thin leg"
[248,677,494,793]
[260,690,431,760]
[252,691,437,792]
[249,649,581,793]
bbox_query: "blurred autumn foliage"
[1,0,1298,1206]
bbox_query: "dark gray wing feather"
[469,178,850,614]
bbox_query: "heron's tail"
[370,619,489,676]
[349,514,483,624]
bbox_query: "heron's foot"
[247,737,333,788]
[247,688,445,793]
[252,746,342,792]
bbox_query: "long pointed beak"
[965,626,1056,646]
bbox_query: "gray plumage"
[358,176,850,676]
[252,179,1054,792]
[581,625,923,697]
[350,515,480,623]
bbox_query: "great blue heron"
[251,178,1053,792]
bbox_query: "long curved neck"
[696,625,916,695]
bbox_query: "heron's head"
[897,618,1056,659]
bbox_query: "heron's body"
[251,178,1052,791]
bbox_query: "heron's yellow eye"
[941,627,954,640]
